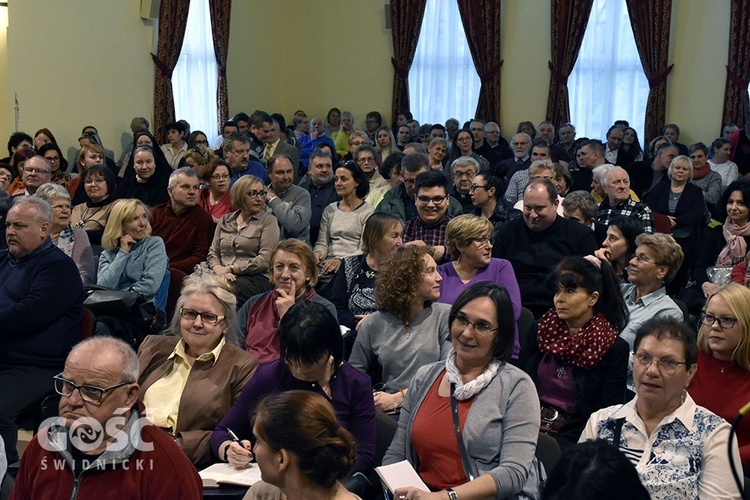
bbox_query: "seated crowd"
[2,111,750,499]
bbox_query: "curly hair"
[376,245,434,323]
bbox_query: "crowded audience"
[5,108,750,500]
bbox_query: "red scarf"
[692,165,712,180]
[537,309,617,369]
[245,287,318,362]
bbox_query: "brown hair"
[376,245,434,323]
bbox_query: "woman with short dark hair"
[581,316,741,499]
[211,301,375,474]
[383,282,542,499]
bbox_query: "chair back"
[536,432,562,475]
[652,212,671,234]
[165,268,188,320]
[81,306,95,339]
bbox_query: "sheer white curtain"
[408,0,481,125]
[172,0,219,140]
[568,0,649,144]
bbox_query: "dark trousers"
[0,365,58,464]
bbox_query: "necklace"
[709,355,734,374]
[75,205,104,229]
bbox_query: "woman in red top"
[199,159,236,223]
[688,283,750,468]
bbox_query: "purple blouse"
[437,258,523,357]
[210,359,376,471]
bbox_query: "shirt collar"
[169,336,226,366]
[613,392,697,433]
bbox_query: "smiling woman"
[137,273,258,467]
[350,245,451,414]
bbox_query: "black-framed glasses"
[633,353,688,375]
[245,190,267,198]
[180,307,225,325]
[699,313,739,330]
[53,374,132,404]
[416,195,447,205]
[469,184,487,193]
[632,252,655,264]
[453,313,498,336]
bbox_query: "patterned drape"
[151,0,190,144]
[545,0,594,127]
[457,0,503,122]
[721,0,750,130]
[625,0,673,144]
[390,0,427,122]
[209,0,232,130]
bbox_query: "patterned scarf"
[537,309,617,369]
[56,223,76,256]
[444,349,501,400]
[717,218,750,266]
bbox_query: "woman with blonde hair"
[438,214,522,355]
[207,175,279,305]
[95,198,168,344]
[689,283,750,468]
[375,125,398,165]
[350,245,451,414]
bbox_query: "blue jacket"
[0,238,83,368]
[98,236,168,303]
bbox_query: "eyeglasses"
[44,156,60,163]
[211,174,230,181]
[53,374,132,404]
[180,307,225,325]
[632,252,656,264]
[403,179,417,186]
[416,195,447,205]
[633,353,688,375]
[452,171,475,180]
[699,313,739,330]
[453,313,498,336]
[357,157,375,164]
[245,190,267,198]
[25,168,51,175]
[469,184,487,193]
[471,237,494,247]
[51,203,72,210]
[457,136,472,142]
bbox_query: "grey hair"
[168,167,198,189]
[71,337,140,383]
[592,164,614,184]
[166,272,237,340]
[13,196,53,224]
[562,190,597,221]
[485,122,500,132]
[35,183,71,204]
[450,156,479,174]
[602,166,628,186]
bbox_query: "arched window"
[408,0,481,124]
[172,0,219,140]
[568,0,649,143]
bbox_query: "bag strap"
[612,417,626,448]
[450,383,475,482]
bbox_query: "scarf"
[692,165,712,180]
[537,309,617,369]
[56,223,76,257]
[444,349,501,400]
[717,218,750,265]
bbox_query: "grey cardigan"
[383,361,541,499]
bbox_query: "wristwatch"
[446,489,458,500]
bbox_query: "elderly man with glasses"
[12,337,203,499]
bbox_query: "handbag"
[83,285,141,316]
